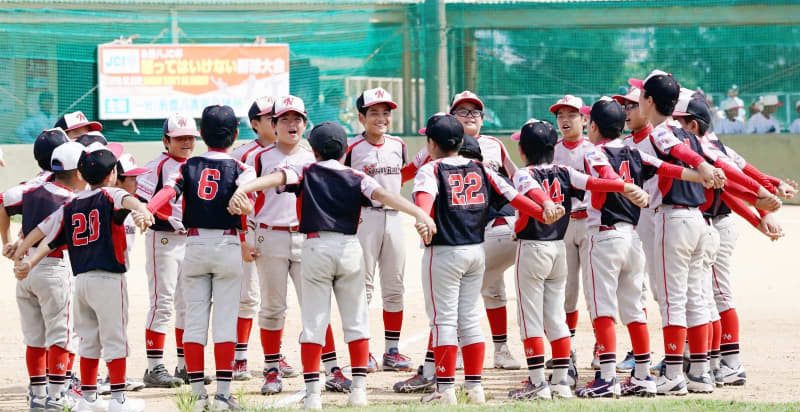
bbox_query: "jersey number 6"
[198,168,221,200]
[72,210,100,246]
[449,172,485,206]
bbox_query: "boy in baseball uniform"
[135,113,198,389]
[345,87,414,372]
[147,104,257,410]
[15,142,154,412]
[548,95,596,367]
[412,114,558,405]
[508,119,647,400]
[229,121,436,409]
[54,111,103,140]
[0,135,82,411]
[231,96,280,381]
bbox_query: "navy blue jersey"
[45,188,131,275]
[586,145,653,227]
[705,138,732,218]
[514,165,584,241]
[283,160,382,235]
[488,175,515,220]
[649,127,706,207]
[178,151,255,230]
[4,182,75,241]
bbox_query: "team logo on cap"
[283,96,294,106]
[177,117,187,128]
[76,112,87,122]
[375,89,385,98]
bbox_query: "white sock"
[352,375,365,390]
[551,367,567,384]
[147,358,162,370]
[600,361,616,381]
[493,341,505,353]
[31,384,47,398]
[722,353,741,369]
[217,379,231,397]
[529,368,546,386]
[177,356,186,370]
[306,379,321,395]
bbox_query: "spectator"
[704,92,723,122]
[715,99,745,135]
[749,98,763,118]
[720,84,746,122]
[15,91,56,143]
[747,95,782,134]
[790,101,800,134]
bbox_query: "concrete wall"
[3,134,799,204]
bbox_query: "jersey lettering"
[448,172,486,206]
[197,168,220,200]
[542,179,565,204]
[71,209,100,246]
[618,160,634,184]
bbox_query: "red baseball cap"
[449,90,484,112]
[272,95,307,118]
[549,95,585,114]
[612,87,641,104]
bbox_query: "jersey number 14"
[541,179,564,204]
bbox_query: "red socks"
[145,329,166,360]
[322,324,335,355]
[550,336,571,360]
[383,310,403,346]
[107,358,127,393]
[175,328,184,360]
[214,342,235,381]
[687,324,709,356]
[486,306,508,343]
[348,339,370,377]
[523,337,545,370]
[461,342,485,383]
[237,317,253,346]
[593,317,616,356]
[184,342,204,382]
[433,345,458,385]
[260,328,283,365]
[711,319,722,353]
[719,309,740,345]
[80,357,100,391]
[626,321,650,356]
[47,345,70,386]
[25,346,46,384]
[566,311,579,337]
[301,343,322,381]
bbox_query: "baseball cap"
[54,111,102,133]
[164,113,201,137]
[628,70,680,106]
[357,87,398,111]
[458,134,482,161]
[248,96,276,121]
[673,88,712,125]
[721,99,742,111]
[612,87,641,104]
[549,94,584,114]
[511,118,541,141]
[76,131,108,147]
[760,95,782,107]
[449,90,484,112]
[34,128,69,171]
[78,142,123,184]
[308,121,347,159]
[50,141,85,171]
[201,105,238,137]
[417,112,447,135]
[272,95,307,118]
[518,120,558,155]
[116,153,150,177]
[425,113,464,150]
[585,96,626,133]
[729,84,739,92]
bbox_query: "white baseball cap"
[55,111,102,133]
[759,95,782,107]
[50,141,85,171]
[612,87,641,104]
[721,99,742,111]
[248,96,276,120]
[449,90,484,112]
[549,94,585,114]
[358,87,398,110]
[163,113,200,137]
[511,118,542,141]
[272,95,307,118]
[117,153,150,177]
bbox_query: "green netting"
[2,1,800,144]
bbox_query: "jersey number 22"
[448,172,485,206]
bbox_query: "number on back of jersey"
[618,160,634,184]
[542,178,565,204]
[446,171,486,207]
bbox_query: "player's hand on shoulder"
[755,194,781,213]
[758,214,784,242]
[777,179,797,199]
[241,241,260,262]
[14,258,32,280]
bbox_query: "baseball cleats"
[44,394,76,412]
[620,373,657,397]
[687,371,715,393]
[324,367,352,393]
[175,366,213,386]
[28,393,46,412]
[261,368,282,395]
[655,372,688,396]
[212,393,241,410]
[393,366,435,393]
[464,385,485,404]
[493,344,521,370]
[576,371,619,398]
[383,348,413,372]
[509,378,551,400]
[143,364,183,388]
[717,360,746,386]
[420,387,456,405]
[650,358,665,376]
[232,360,251,381]
[74,395,109,412]
[303,392,322,410]
[279,356,299,378]
[107,397,145,412]
[616,351,635,372]
[713,368,724,387]
[367,353,380,373]
[348,387,368,407]
[548,356,579,390]
[189,394,209,412]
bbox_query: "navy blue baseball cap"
[518,120,558,154]
[458,134,482,161]
[76,131,108,147]
[425,113,463,150]
[201,105,238,137]
[629,70,680,108]
[309,121,347,159]
[34,128,69,171]
[673,89,712,125]
[78,142,123,184]
[582,96,626,134]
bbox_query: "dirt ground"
[1,207,799,410]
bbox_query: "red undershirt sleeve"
[742,163,778,193]
[668,143,705,168]
[510,194,546,223]
[656,162,686,179]
[585,177,626,192]
[525,188,549,205]
[414,192,434,216]
[721,191,761,228]
[146,186,176,220]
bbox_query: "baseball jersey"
[345,134,408,208]
[413,156,521,246]
[281,159,381,235]
[136,153,187,232]
[553,137,594,211]
[512,164,589,241]
[178,150,256,230]
[25,170,54,187]
[624,122,705,209]
[4,181,75,240]
[790,118,800,134]
[231,139,267,165]
[40,187,132,275]
[698,133,737,218]
[584,141,660,227]
[410,134,517,178]
[714,118,745,135]
[746,112,781,134]
[251,144,315,226]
